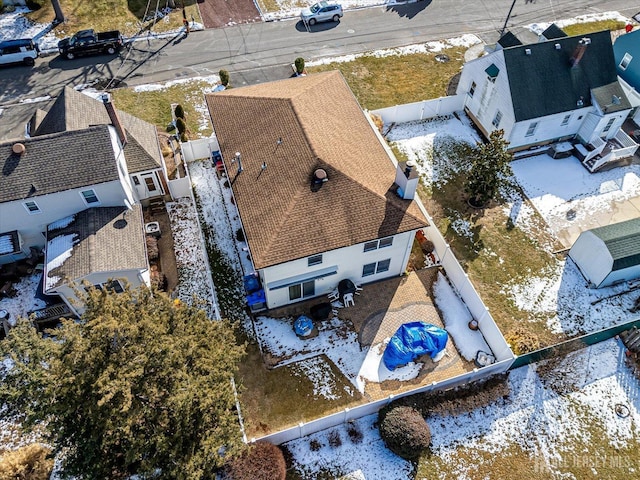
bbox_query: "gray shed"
[569,218,640,288]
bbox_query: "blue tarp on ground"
[294,315,314,337]
[382,322,448,370]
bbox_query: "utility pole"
[51,0,65,25]
[500,0,517,37]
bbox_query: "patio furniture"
[327,289,340,301]
[343,292,355,307]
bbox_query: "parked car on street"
[58,29,124,60]
[0,39,39,67]
[300,1,343,26]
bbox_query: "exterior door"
[140,172,163,197]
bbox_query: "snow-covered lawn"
[286,338,640,479]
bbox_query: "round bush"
[294,57,305,75]
[378,405,431,460]
[225,441,286,480]
[219,69,230,87]
[175,117,186,135]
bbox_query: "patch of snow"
[433,272,491,361]
[48,215,75,231]
[0,274,47,325]
[45,234,78,290]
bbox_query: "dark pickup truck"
[58,29,124,60]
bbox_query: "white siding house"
[457,27,637,171]
[569,218,640,288]
[205,71,429,310]
[44,206,150,315]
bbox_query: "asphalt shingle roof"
[0,126,118,203]
[205,71,429,270]
[540,24,568,40]
[34,86,162,173]
[590,218,640,271]
[503,30,621,121]
[45,205,147,289]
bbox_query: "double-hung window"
[492,111,502,128]
[363,237,393,252]
[362,259,391,277]
[23,201,40,214]
[525,121,538,137]
[81,189,100,205]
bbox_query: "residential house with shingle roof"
[457,26,638,172]
[44,205,149,314]
[0,87,166,267]
[205,71,430,310]
[569,218,640,288]
[613,29,640,126]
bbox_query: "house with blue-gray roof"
[613,29,640,126]
[457,26,638,173]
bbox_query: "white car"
[0,39,38,67]
[300,1,343,26]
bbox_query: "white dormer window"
[23,201,41,214]
[619,53,632,71]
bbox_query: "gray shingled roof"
[0,126,118,203]
[45,205,147,290]
[591,83,632,113]
[589,218,640,271]
[540,24,568,41]
[497,31,522,49]
[34,86,162,173]
[205,70,429,270]
[503,30,621,121]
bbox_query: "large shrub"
[219,69,230,87]
[294,57,305,75]
[0,444,54,480]
[378,405,431,461]
[174,104,185,119]
[225,441,286,480]
[175,117,186,135]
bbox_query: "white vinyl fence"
[181,137,220,163]
[371,94,466,124]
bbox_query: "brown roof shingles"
[205,71,428,269]
[45,205,147,289]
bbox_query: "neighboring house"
[613,29,640,125]
[569,218,640,288]
[457,26,638,172]
[205,71,430,310]
[0,87,167,266]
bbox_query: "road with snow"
[0,0,637,103]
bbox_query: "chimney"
[101,93,127,146]
[570,37,591,67]
[395,160,419,200]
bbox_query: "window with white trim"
[602,117,616,134]
[23,201,41,214]
[619,53,632,70]
[469,81,476,97]
[561,114,571,126]
[362,259,391,277]
[85,279,124,294]
[525,121,538,137]
[308,255,323,267]
[492,110,502,128]
[81,189,100,205]
[363,237,393,252]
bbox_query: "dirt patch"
[197,0,262,29]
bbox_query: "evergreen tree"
[0,286,246,480]
[464,129,513,207]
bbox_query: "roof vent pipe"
[555,43,561,50]
[313,168,328,183]
[12,143,26,155]
[525,48,531,55]
[233,152,243,173]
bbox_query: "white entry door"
[140,172,163,197]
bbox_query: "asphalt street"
[0,0,637,105]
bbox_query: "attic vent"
[12,143,26,155]
[555,43,561,50]
[525,48,531,55]
[313,168,328,183]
